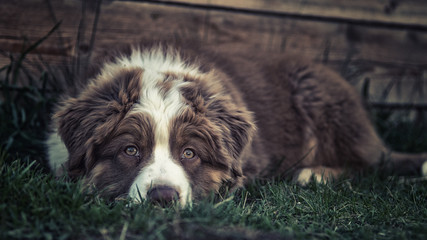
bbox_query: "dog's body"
[47,41,427,206]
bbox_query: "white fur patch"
[128,145,192,207]
[125,47,197,206]
[296,168,321,185]
[295,167,338,185]
[96,45,201,83]
[46,130,69,176]
[422,161,427,177]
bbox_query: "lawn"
[1,33,426,240]
[1,152,426,239]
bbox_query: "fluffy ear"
[216,104,256,186]
[54,68,143,178]
[201,90,255,187]
[181,72,256,187]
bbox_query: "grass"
[1,152,426,239]
[1,29,427,240]
[0,22,61,164]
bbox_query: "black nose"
[147,186,179,206]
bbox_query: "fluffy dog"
[46,40,427,207]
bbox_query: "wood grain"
[163,0,427,28]
[0,0,426,104]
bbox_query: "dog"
[46,40,427,207]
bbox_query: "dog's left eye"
[181,149,195,160]
[124,146,139,156]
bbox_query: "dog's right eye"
[182,149,195,159]
[124,146,139,156]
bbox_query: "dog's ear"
[54,68,143,178]
[181,71,256,187]
[215,104,255,187]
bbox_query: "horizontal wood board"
[163,0,427,28]
[0,0,426,104]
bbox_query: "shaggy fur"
[46,40,427,206]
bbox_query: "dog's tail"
[384,151,427,176]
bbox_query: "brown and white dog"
[46,40,427,207]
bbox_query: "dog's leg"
[382,152,427,176]
[293,167,344,185]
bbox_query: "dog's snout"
[147,186,179,206]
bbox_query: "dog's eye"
[181,149,195,160]
[124,146,139,156]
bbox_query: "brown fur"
[49,40,426,202]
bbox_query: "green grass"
[0,23,61,164]
[1,152,426,239]
[1,30,427,239]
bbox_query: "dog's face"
[53,48,255,206]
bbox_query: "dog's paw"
[294,168,325,186]
[294,167,344,185]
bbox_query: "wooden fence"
[1,0,426,106]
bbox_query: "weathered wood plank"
[163,0,427,28]
[3,0,425,64]
[0,0,426,104]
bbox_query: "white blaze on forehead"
[120,46,199,207]
[96,45,201,81]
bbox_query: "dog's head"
[53,46,255,206]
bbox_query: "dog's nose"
[147,186,179,206]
